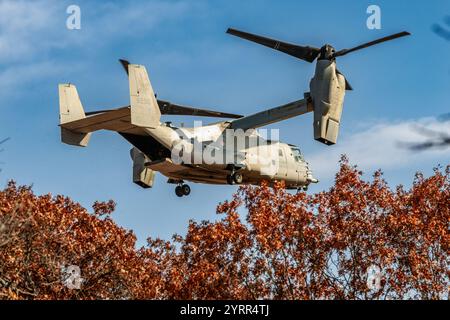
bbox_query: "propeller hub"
[318,44,336,61]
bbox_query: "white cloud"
[0,61,66,90]
[0,0,192,63]
[0,0,60,62]
[91,1,191,36]
[308,117,450,181]
[0,0,195,100]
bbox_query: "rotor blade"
[85,102,243,119]
[336,69,353,91]
[119,59,130,75]
[85,109,115,116]
[227,28,320,63]
[404,138,450,151]
[333,31,411,58]
[0,137,10,145]
[158,100,243,118]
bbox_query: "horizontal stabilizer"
[60,106,148,136]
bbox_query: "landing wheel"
[296,186,308,194]
[227,172,243,185]
[175,186,184,197]
[233,172,243,184]
[181,184,191,196]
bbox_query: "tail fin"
[128,64,161,128]
[58,84,91,147]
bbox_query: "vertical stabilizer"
[58,84,91,147]
[128,64,161,128]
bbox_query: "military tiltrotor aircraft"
[58,28,410,197]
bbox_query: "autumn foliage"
[0,157,448,300]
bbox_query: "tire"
[181,184,191,196]
[226,175,234,185]
[233,172,243,184]
[175,186,184,197]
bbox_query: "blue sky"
[0,0,449,246]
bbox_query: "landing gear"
[233,172,243,184]
[227,170,243,185]
[297,185,309,193]
[181,184,191,196]
[175,184,191,197]
[175,186,183,197]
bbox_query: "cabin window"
[279,149,283,157]
[290,147,304,162]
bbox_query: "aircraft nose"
[305,163,319,184]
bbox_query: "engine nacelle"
[310,60,346,145]
[130,147,155,188]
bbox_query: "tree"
[0,157,448,299]
[0,183,164,299]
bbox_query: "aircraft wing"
[229,98,313,130]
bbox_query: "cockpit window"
[290,147,304,162]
